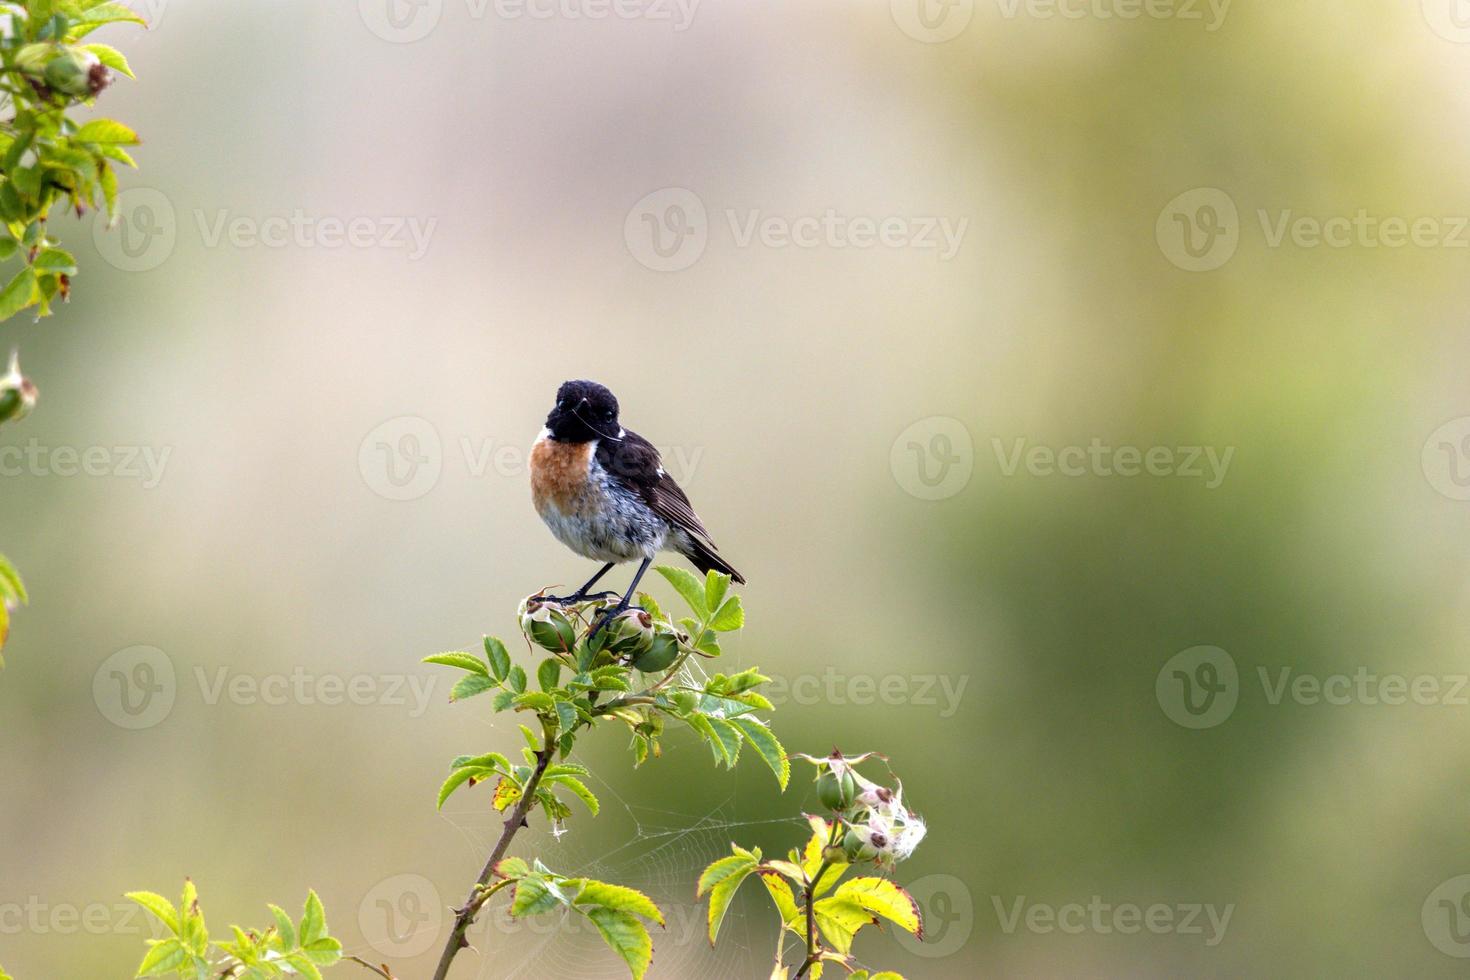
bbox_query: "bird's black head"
[545,380,620,443]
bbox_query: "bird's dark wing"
[597,429,714,543]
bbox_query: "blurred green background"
[6,0,1470,975]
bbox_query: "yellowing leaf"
[830,877,922,937]
[757,872,801,929]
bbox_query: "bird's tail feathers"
[683,538,746,585]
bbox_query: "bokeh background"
[5,0,1470,975]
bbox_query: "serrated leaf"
[729,717,788,789]
[283,953,324,980]
[585,905,653,980]
[298,890,327,946]
[546,774,599,814]
[831,878,922,937]
[508,664,527,693]
[513,691,555,713]
[703,859,755,945]
[537,657,562,692]
[126,892,179,935]
[704,570,729,612]
[268,903,296,948]
[301,935,343,965]
[72,119,140,145]
[436,767,479,809]
[134,938,186,976]
[424,651,488,675]
[704,715,742,767]
[572,879,662,924]
[0,267,35,321]
[813,896,877,954]
[450,674,495,701]
[511,876,562,917]
[654,566,708,619]
[554,699,578,734]
[709,595,744,632]
[757,872,802,929]
[82,43,134,77]
[495,856,530,879]
[483,636,511,681]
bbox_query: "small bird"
[529,380,744,626]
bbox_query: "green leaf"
[554,699,578,734]
[82,43,135,78]
[268,903,296,948]
[75,2,149,34]
[709,595,744,632]
[512,691,555,713]
[704,570,729,612]
[704,716,742,767]
[508,665,527,693]
[453,751,510,772]
[698,848,759,945]
[450,674,495,701]
[729,718,789,789]
[300,935,343,965]
[33,247,77,277]
[572,879,663,924]
[0,238,17,262]
[298,890,327,946]
[72,119,141,145]
[831,877,922,937]
[436,767,480,809]
[483,636,511,681]
[0,268,36,321]
[584,905,653,980]
[537,657,562,692]
[125,892,179,935]
[654,566,709,619]
[495,856,530,879]
[511,876,562,917]
[423,651,488,675]
[546,774,600,815]
[134,938,186,976]
[283,953,324,980]
[100,160,119,219]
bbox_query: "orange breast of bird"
[530,437,597,516]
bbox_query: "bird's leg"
[538,563,618,605]
[590,557,653,637]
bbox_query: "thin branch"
[344,955,397,978]
[430,725,557,980]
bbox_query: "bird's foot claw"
[535,590,618,607]
[589,601,647,639]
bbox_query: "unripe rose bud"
[631,623,680,673]
[45,48,109,97]
[603,608,655,658]
[0,351,37,425]
[518,597,577,653]
[817,769,857,812]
